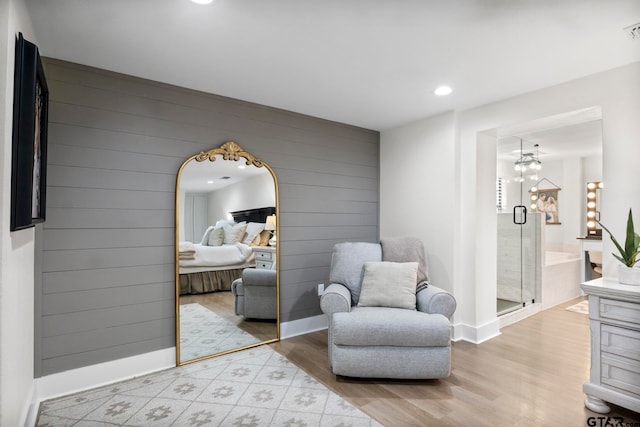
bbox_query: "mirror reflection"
[175,142,279,365]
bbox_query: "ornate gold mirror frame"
[175,141,280,366]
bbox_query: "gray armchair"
[231,268,277,320]
[320,240,456,379]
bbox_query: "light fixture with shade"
[265,214,277,246]
[514,143,542,172]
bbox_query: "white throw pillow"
[207,227,224,246]
[242,222,266,245]
[215,219,235,229]
[200,226,215,245]
[223,222,247,244]
[357,261,418,310]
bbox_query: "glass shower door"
[497,138,540,316]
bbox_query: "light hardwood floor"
[271,297,640,427]
[180,291,277,342]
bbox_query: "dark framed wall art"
[11,33,49,231]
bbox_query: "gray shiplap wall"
[37,58,379,377]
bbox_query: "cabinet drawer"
[601,352,640,398]
[600,298,640,324]
[255,251,273,261]
[602,324,640,362]
[256,261,273,270]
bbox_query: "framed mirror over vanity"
[174,141,279,365]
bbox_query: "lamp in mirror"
[265,214,277,246]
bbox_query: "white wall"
[0,0,38,424]
[381,61,640,344]
[380,112,456,293]
[583,154,603,183]
[560,157,583,251]
[208,173,276,225]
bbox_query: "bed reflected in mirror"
[175,141,279,365]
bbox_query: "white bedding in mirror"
[179,242,254,269]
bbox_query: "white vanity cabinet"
[581,278,640,414]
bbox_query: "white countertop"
[581,277,640,302]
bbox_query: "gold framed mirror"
[175,141,279,365]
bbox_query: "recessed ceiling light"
[191,0,213,4]
[434,86,453,96]
[238,165,246,169]
[207,180,214,184]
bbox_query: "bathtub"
[545,250,581,266]
[542,250,581,309]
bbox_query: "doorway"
[495,108,603,318]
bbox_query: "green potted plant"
[598,208,640,285]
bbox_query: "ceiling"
[180,157,268,192]
[25,0,640,131]
[497,119,603,164]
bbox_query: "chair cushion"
[329,242,382,305]
[332,307,451,347]
[357,261,418,310]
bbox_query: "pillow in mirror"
[207,227,224,246]
[200,226,215,245]
[215,219,235,229]
[223,222,247,244]
[242,222,266,245]
[259,230,271,246]
[249,234,261,246]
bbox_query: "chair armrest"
[242,268,276,287]
[320,283,352,315]
[416,285,456,319]
[231,278,244,295]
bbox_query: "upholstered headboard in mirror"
[230,206,275,224]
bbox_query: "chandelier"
[514,143,541,172]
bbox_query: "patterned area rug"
[180,302,261,362]
[565,300,589,314]
[37,345,381,426]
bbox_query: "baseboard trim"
[452,318,501,344]
[33,348,175,406]
[498,303,542,329]
[20,383,36,427]
[280,314,328,339]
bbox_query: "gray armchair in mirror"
[175,141,279,365]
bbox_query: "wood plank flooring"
[271,297,640,426]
